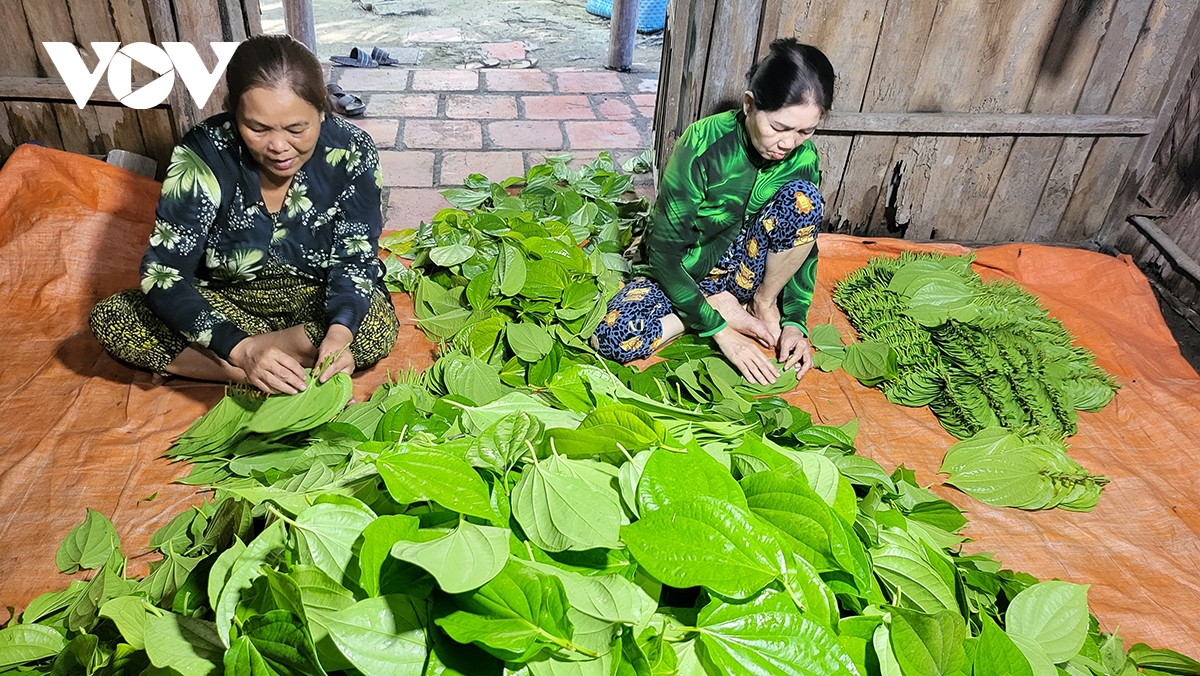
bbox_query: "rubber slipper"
[370,46,402,67]
[327,83,366,117]
[330,47,378,68]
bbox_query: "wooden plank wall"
[1106,12,1200,308]
[653,0,1200,244]
[0,0,260,179]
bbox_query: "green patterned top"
[640,110,820,336]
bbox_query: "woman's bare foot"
[707,291,775,347]
[750,295,783,345]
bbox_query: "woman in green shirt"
[593,39,834,385]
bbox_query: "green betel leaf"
[496,244,529,297]
[696,594,859,676]
[216,520,288,645]
[973,615,1033,676]
[1005,581,1090,664]
[518,559,656,628]
[430,243,478,267]
[869,527,958,614]
[435,560,574,663]
[99,595,149,650]
[294,502,377,585]
[467,412,544,473]
[377,445,497,519]
[887,607,966,676]
[636,447,746,514]
[0,624,68,669]
[512,454,623,552]
[508,323,554,362]
[842,342,897,386]
[741,470,869,585]
[237,609,328,676]
[56,508,120,574]
[442,354,506,405]
[359,515,421,597]
[622,496,782,600]
[390,520,510,593]
[419,308,474,341]
[325,595,428,676]
[144,612,224,676]
[808,323,845,352]
[1007,633,1058,676]
[811,350,845,372]
[940,447,1057,510]
[442,187,492,210]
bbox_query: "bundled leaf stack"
[832,252,1118,441]
[2,157,1195,675]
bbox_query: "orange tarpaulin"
[1,144,1198,655]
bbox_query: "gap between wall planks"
[651,0,1200,244]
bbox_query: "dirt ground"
[259,0,664,75]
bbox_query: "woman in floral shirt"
[91,35,398,394]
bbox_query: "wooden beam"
[1129,215,1200,286]
[818,112,1154,136]
[607,0,639,72]
[284,0,316,53]
[0,76,166,106]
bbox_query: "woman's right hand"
[229,335,309,395]
[713,326,779,386]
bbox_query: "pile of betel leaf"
[3,155,1197,676]
[817,252,1119,512]
[831,252,1118,441]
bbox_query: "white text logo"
[43,42,239,109]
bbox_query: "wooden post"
[607,0,639,72]
[284,0,317,53]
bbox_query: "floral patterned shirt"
[139,112,386,362]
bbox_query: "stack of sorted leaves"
[832,252,1118,441]
[940,427,1110,511]
[3,156,1196,675]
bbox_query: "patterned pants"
[90,274,399,373]
[594,178,822,363]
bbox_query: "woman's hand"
[777,325,812,378]
[316,324,355,383]
[229,335,308,395]
[713,326,779,386]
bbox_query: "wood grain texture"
[1060,0,1200,241]
[699,0,765,115]
[0,1,40,78]
[52,102,105,155]
[173,0,227,121]
[983,0,1118,241]
[831,0,938,236]
[137,108,176,178]
[6,101,65,149]
[94,105,146,155]
[820,113,1152,135]
[0,104,15,157]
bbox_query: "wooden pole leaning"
[284,0,318,53]
[607,0,639,71]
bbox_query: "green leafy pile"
[833,252,1118,440]
[941,427,1109,511]
[3,156,1196,676]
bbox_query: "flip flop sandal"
[327,83,367,117]
[370,47,402,66]
[330,47,378,68]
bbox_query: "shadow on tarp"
[0,143,1197,656]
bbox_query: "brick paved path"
[327,67,659,232]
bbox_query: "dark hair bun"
[746,39,835,113]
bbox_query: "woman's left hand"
[777,325,812,378]
[316,324,356,383]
